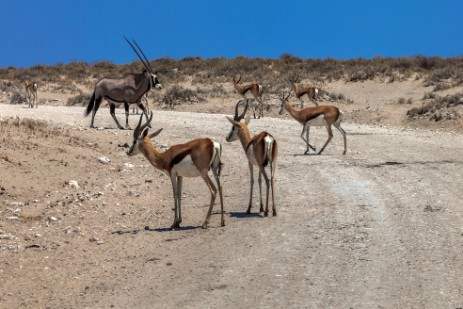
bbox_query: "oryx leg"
[90,98,103,128]
[109,104,124,129]
[301,126,316,154]
[137,102,151,128]
[299,99,304,109]
[246,162,254,214]
[318,124,334,155]
[124,103,131,129]
[334,123,347,155]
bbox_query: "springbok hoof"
[169,222,181,230]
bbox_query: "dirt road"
[1,103,462,308]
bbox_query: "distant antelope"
[84,38,162,129]
[24,80,38,108]
[127,112,225,229]
[233,75,264,119]
[279,92,346,155]
[132,93,149,114]
[289,76,319,108]
[226,100,278,216]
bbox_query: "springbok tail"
[258,84,264,96]
[267,137,278,176]
[84,92,96,117]
[211,141,223,176]
[336,109,344,125]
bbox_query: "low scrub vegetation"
[407,93,463,121]
[2,55,461,90]
[0,116,67,137]
[1,55,462,116]
[158,85,205,108]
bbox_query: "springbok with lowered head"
[24,80,38,108]
[127,112,225,229]
[289,75,320,108]
[85,38,162,129]
[226,101,278,216]
[233,75,264,119]
[279,92,347,155]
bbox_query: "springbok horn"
[124,36,152,73]
[234,100,248,121]
[134,111,153,137]
[282,91,291,101]
[131,38,155,73]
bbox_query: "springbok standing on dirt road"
[279,92,347,155]
[126,112,225,229]
[289,76,320,108]
[24,80,38,108]
[226,100,278,216]
[233,75,264,119]
[84,38,162,129]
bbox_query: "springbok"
[127,112,225,229]
[24,80,38,108]
[84,38,162,129]
[132,93,149,115]
[279,92,346,155]
[289,76,320,108]
[226,101,278,216]
[233,75,264,119]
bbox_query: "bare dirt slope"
[1,99,463,308]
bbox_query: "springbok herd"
[21,39,347,229]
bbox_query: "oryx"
[84,38,162,129]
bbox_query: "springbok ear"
[245,115,251,125]
[226,116,240,126]
[149,128,163,139]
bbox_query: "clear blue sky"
[1,0,462,68]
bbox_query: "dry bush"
[397,97,413,105]
[0,80,19,93]
[0,117,67,137]
[67,93,91,106]
[10,91,27,104]
[422,92,437,100]
[49,81,80,94]
[1,56,463,102]
[407,93,463,121]
[196,85,229,98]
[159,85,205,108]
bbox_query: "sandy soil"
[1,79,463,308]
